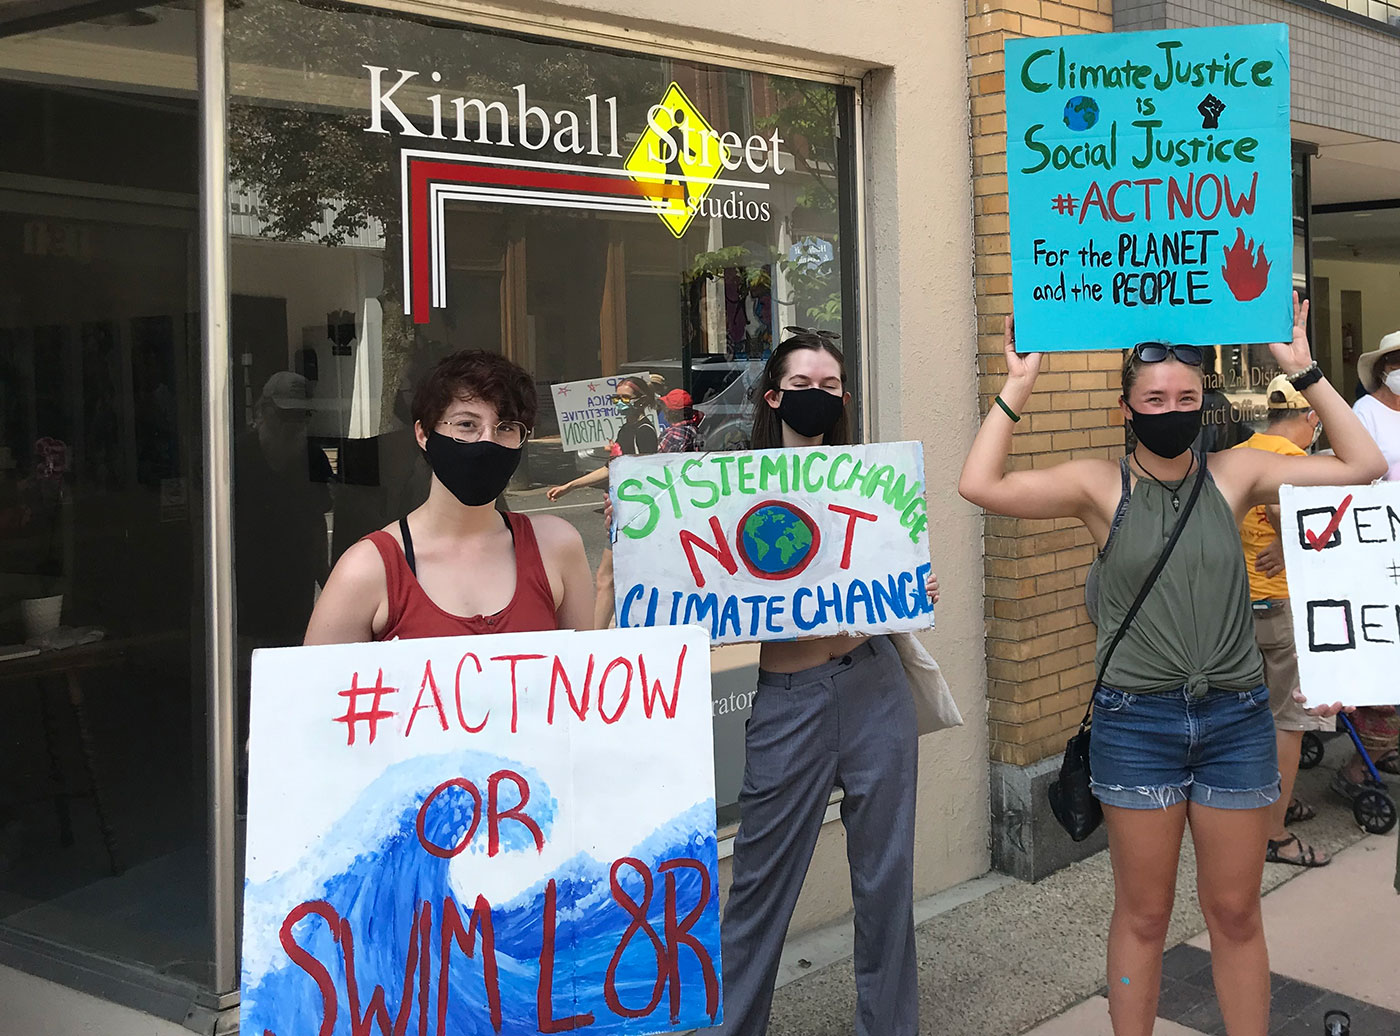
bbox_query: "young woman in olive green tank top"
[959,295,1385,1036]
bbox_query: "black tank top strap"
[399,516,416,577]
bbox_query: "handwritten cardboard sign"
[1006,25,1293,352]
[1281,483,1400,708]
[240,625,722,1036]
[551,373,658,452]
[609,442,935,645]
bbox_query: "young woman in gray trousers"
[717,328,939,1036]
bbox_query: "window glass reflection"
[0,1,209,983]
[226,0,859,833]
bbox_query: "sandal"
[1377,750,1400,776]
[1266,834,1331,868]
[1284,798,1316,824]
[1331,771,1386,801]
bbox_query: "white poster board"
[609,441,935,645]
[240,625,722,1036]
[1281,483,1400,708]
[550,373,659,452]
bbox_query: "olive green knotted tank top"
[1084,451,1264,697]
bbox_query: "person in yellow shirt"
[1233,375,1336,866]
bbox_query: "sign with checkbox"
[1280,483,1400,707]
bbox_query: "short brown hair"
[411,350,538,431]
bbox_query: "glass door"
[0,0,210,991]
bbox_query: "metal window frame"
[318,0,865,86]
[199,0,238,1007]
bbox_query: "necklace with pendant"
[1134,451,1192,512]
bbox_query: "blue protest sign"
[1006,25,1293,352]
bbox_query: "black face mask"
[777,388,845,439]
[423,431,521,507]
[1128,406,1203,460]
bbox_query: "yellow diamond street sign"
[625,83,730,239]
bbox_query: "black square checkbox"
[1296,506,1342,550]
[1307,600,1355,652]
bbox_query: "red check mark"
[1305,494,1353,551]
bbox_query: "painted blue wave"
[241,751,720,1036]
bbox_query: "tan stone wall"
[968,0,1126,767]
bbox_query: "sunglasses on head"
[783,326,841,342]
[1133,341,1203,366]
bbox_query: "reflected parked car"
[620,355,764,453]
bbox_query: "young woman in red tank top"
[304,351,594,644]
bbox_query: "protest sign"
[1005,25,1293,352]
[551,373,658,452]
[609,441,935,645]
[1280,483,1400,708]
[240,625,722,1036]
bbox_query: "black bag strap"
[1076,450,1209,733]
[399,516,416,577]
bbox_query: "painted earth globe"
[739,503,815,577]
[1062,95,1100,131]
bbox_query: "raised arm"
[1221,296,1386,506]
[958,316,1108,522]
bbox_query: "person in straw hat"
[1354,330,1400,481]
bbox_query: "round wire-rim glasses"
[437,418,531,449]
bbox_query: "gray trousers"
[717,635,919,1036]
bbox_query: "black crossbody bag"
[1048,452,1209,842]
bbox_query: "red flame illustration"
[1221,228,1271,302]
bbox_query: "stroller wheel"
[1353,788,1398,835]
[1299,731,1324,770]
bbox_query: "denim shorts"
[1088,684,1281,811]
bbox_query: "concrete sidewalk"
[764,765,1399,1036]
[2,768,1394,1036]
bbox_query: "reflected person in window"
[303,351,593,644]
[718,329,940,1036]
[235,371,332,649]
[657,388,705,453]
[546,375,660,630]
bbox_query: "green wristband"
[994,395,1021,423]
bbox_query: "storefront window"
[0,1,209,982]
[1194,148,1314,450]
[225,0,859,831]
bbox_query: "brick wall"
[967,0,1126,767]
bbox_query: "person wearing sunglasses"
[958,295,1383,1036]
[304,350,594,644]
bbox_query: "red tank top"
[364,512,559,640]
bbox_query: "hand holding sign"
[1003,315,1043,385]
[1266,293,1315,378]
